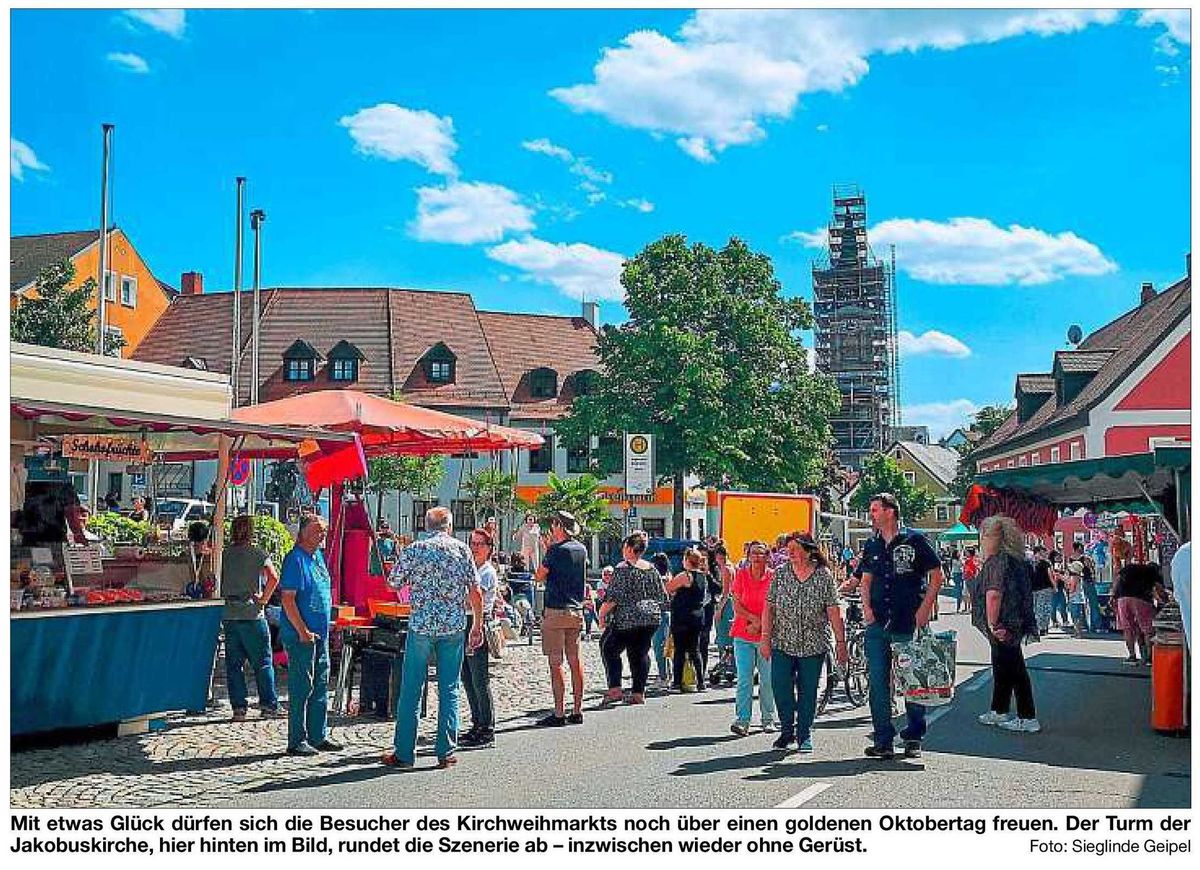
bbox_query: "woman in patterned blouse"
[598,531,669,705]
[759,532,847,754]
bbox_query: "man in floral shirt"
[383,506,482,770]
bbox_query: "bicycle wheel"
[843,634,869,707]
[816,651,836,716]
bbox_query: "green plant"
[849,453,937,521]
[85,513,152,544]
[11,259,126,355]
[532,472,619,540]
[223,514,294,566]
[465,467,521,528]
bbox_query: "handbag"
[663,632,675,659]
[485,618,505,659]
[891,628,957,707]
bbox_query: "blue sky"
[9,8,1192,437]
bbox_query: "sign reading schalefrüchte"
[61,434,151,464]
[624,433,654,497]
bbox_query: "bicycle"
[816,594,869,715]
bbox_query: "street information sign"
[624,433,654,497]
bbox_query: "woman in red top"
[729,541,777,736]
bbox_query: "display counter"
[11,540,222,736]
[11,599,223,735]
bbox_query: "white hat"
[1067,560,1084,575]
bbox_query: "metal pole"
[231,177,246,407]
[247,208,266,512]
[89,123,114,511]
[94,124,113,355]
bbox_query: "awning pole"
[1135,477,1179,542]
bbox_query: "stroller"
[707,597,737,686]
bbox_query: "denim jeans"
[769,649,825,742]
[733,637,776,726]
[1082,580,1107,631]
[284,635,329,750]
[461,619,494,731]
[865,622,927,747]
[224,618,278,711]
[652,612,671,679]
[393,629,464,763]
[1050,587,1070,625]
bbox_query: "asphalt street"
[220,606,1190,810]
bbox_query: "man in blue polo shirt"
[859,492,944,761]
[279,513,342,756]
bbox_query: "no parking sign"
[230,457,251,487]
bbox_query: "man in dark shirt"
[534,511,588,726]
[859,493,944,760]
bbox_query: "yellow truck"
[717,491,819,560]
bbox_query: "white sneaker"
[998,717,1041,733]
[978,710,1015,726]
[761,721,779,733]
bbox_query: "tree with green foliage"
[948,403,1015,500]
[11,260,125,355]
[556,235,841,534]
[532,472,619,540]
[366,454,445,528]
[465,467,520,531]
[849,453,937,522]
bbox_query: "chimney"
[181,271,204,296]
[1140,281,1156,305]
[582,300,599,329]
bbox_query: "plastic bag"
[891,628,957,707]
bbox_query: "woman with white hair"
[974,515,1041,733]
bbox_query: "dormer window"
[286,359,315,382]
[530,367,558,399]
[421,342,456,384]
[283,339,321,382]
[327,340,366,383]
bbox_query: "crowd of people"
[210,493,1187,769]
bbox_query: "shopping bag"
[682,660,697,691]
[663,633,675,660]
[891,628,957,707]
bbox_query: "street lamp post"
[247,208,266,511]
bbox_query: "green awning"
[974,446,1188,509]
[938,522,979,541]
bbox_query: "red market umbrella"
[230,389,543,457]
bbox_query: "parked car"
[155,498,214,540]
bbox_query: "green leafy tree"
[222,514,294,566]
[948,404,1015,500]
[367,454,445,528]
[532,472,619,540]
[557,235,840,534]
[465,467,521,531]
[849,453,936,522]
[11,260,125,355]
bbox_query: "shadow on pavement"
[745,756,927,782]
[922,651,1189,808]
[647,734,741,751]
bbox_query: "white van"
[155,498,214,540]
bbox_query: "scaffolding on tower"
[811,185,899,469]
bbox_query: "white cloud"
[619,198,655,213]
[552,9,1117,161]
[409,181,534,245]
[339,103,458,176]
[1138,9,1190,55]
[11,138,49,181]
[903,399,981,439]
[521,137,613,186]
[486,236,625,302]
[898,329,971,358]
[124,9,186,39]
[815,123,830,133]
[107,52,150,74]
[790,217,1116,286]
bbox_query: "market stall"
[10,343,355,736]
[232,389,543,608]
[965,444,1191,544]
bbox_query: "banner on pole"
[624,433,654,497]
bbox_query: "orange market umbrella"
[230,389,543,457]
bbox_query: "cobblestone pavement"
[10,634,643,808]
